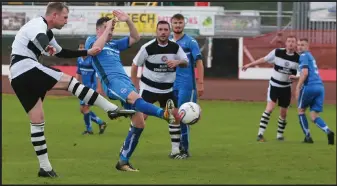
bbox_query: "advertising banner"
[214,15,261,37]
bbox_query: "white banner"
[2,5,219,36]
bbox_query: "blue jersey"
[169,34,202,90]
[299,51,323,86]
[85,36,130,85]
[76,56,97,89]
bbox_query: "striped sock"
[30,122,52,171]
[258,111,271,136]
[169,124,181,154]
[277,117,287,138]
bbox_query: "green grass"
[2,94,336,184]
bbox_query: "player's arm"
[92,18,116,51]
[131,46,148,89]
[27,25,55,56]
[174,46,189,67]
[242,49,276,71]
[296,54,309,90]
[190,39,204,86]
[125,15,140,47]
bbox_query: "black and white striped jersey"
[11,16,62,61]
[133,39,188,94]
[264,48,300,87]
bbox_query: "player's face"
[285,37,297,51]
[96,22,113,41]
[171,18,185,34]
[298,41,309,53]
[156,24,170,43]
[78,44,85,50]
[53,8,68,29]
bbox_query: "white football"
[178,102,201,125]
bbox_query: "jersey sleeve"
[133,46,148,66]
[299,53,309,70]
[114,37,130,51]
[85,36,96,50]
[176,45,189,63]
[76,58,81,75]
[47,30,62,53]
[264,49,276,64]
[190,39,202,62]
[26,22,49,53]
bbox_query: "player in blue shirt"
[169,14,204,157]
[295,38,334,145]
[76,42,107,135]
[87,10,181,172]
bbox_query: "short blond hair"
[46,2,69,15]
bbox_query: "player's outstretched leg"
[298,111,313,143]
[66,76,135,119]
[89,111,107,134]
[116,113,145,172]
[311,112,335,145]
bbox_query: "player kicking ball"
[86,10,181,171]
[75,42,107,135]
[294,38,334,145]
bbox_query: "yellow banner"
[100,13,157,34]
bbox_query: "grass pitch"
[2,94,336,184]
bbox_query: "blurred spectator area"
[1,2,127,6]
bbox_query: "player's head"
[45,2,69,29]
[96,17,114,41]
[78,41,85,50]
[171,13,185,34]
[156,20,171,43]
[285,35,297,52]
[298,38,309,53]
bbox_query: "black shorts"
[10,62,63,113]
[140,89,177,108]
[267,85,291,108]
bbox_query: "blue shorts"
[103,79,137,110]
[298,84,325,112]
[174,89,197,107]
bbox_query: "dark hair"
[96,17,111,28]
[299,38,309,42]
[46,2,69,15]
[157,20,170,29]
[171,13,185,22]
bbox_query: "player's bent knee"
[279,107,288,119]
[143,114,148,120]
[297,108,305,114]
[28,99,45,123]
[310,111,319,122]
[127,91,141,105]
[54,73,73,90]
[266,101,276,113]
[80,105,90,114]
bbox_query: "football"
[178,102,201,125]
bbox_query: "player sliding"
[242,36,299,142]
[294,38,334,145]
[86,10,181,171]
[75,41,107,135]
[9,3,135,178]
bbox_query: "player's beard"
[173,30,183,34]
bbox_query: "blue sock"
[314,117,330,134]
[133,98,164,119]
[89,111,104,125]
[180,123,190,152]
[84,113,92,131]
[119,125,144,162]
[299,114,310,137]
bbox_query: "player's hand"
[197,82,204,97]
[289,75,298,80]
[166,60,179,68]
[88,47,102,56]
[112,10,130,22]
[242,64,251,71]
[45,45,56,56]
[106,18,117,30]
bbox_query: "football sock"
[90,111,104,125]
[31,122,52,171]
[314,117,330,134]
[277,117,287,138]
[83,113,92,131]
[132,98,164,119]
[299,114,311,137]
[119,124,144,162]
[67,77,118,112]
[168,124,181,154]
[180,123,190,152]
[258,111,271,135]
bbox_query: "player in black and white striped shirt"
[242,35,299,142]
[9,2,134,178]
[131,20,189,159]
